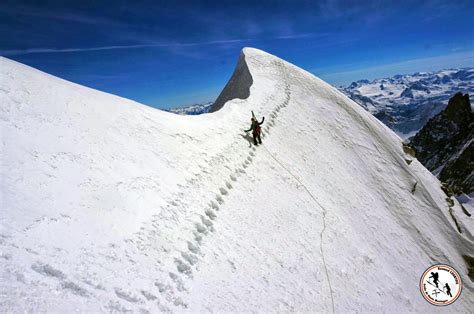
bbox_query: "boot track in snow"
[1,48,473,312]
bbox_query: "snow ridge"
[1,49,473,312]
[260,60,336,312]
[210,51,253,112]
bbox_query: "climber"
[444,283,452,297]
[245,111,265,145]
[429,272,440,288]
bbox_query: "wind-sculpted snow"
[0,50,473,312]
[210,51,253,112]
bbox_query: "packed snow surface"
[1,48,473,312]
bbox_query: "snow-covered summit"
[1,49,473,312]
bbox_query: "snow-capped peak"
[342,68,474,138]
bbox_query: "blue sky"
[1,0,473,109]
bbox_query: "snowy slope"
[1,49,473,312]
[342,68,474,138]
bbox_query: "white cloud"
[0,39,252,56]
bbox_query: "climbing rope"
[261,143,335,313]
[262,60,336,313]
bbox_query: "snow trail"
[1,48,473,312]
[257,58,336,311]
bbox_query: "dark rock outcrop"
[410,92,473,194]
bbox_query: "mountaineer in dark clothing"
[444,283,452,297]
[429,272,440,288]
[245,113,265,145]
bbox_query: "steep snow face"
[342,68,474,138]
[1,50,473,312]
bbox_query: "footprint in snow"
[205,209,217,220]
[61,281,90,297]
[195,223,207,234]
[219,187,228,195]
[114,288,141,303]
[181,252,198,266]
[83,279,106,291]
[169,272,187,292]
[175,258,192,276]
[210,200,219,211]
[31,262,66,279]
[173,297,188,308]
[181,252,198,265]
[154,281,172,293]
[225,181,232,189]
[141,290,157,301]
[201,216,213,227]
[194,231,203,243]
[187,241,199,254]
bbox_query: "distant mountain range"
[341,68,474,139]
[170,69,474,137]
[169,101,213,115]
[3,49,471,312]
[168,68,474,199]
